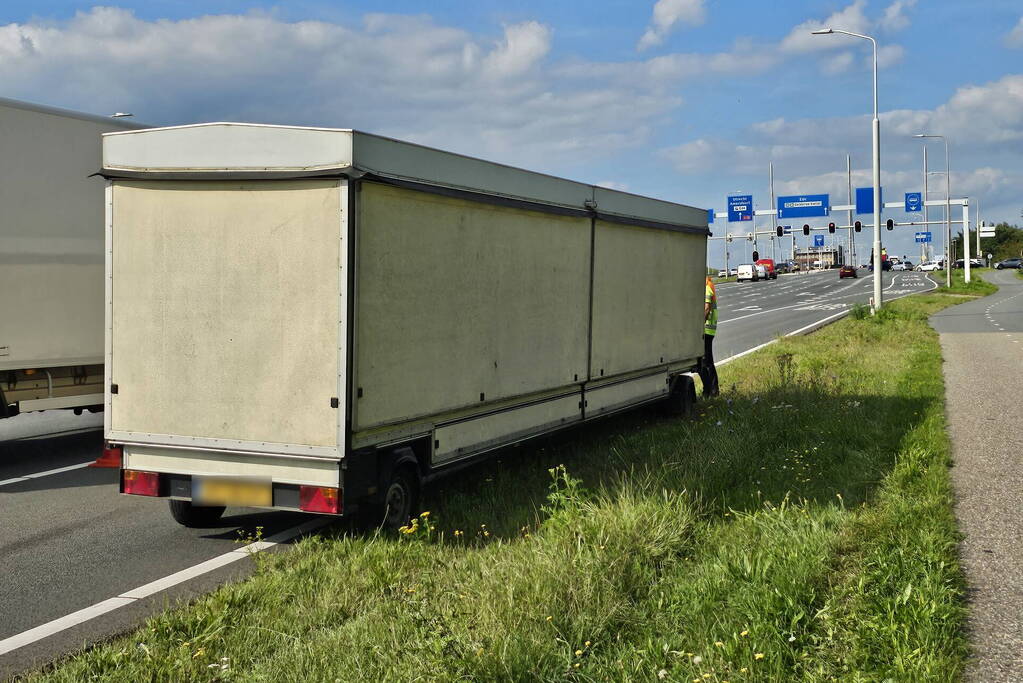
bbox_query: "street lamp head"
[810,28,834,35]
[111,112,134,118]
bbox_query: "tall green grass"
[31,294,972,682]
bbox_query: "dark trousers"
[698,333,719,397]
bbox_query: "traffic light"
[802,224,810,235]
[828,222,836,234]
[854,220,862,232]
[752,250,759,261]
[886,218,894,230]
[776,225,784,237]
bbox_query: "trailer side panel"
[353,182,590,431]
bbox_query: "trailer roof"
[0,96,149,130]
[102,123,707,231]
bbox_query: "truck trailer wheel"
[168,499,226,527]
[663,375,696,418]
[379,467,420,530]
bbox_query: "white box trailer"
[101,123,708,527]
[0,97,145,418]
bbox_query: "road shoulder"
[931,271,1023,681]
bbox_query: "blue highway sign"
[813,234,825,247]
[777,194,829,219]
[905,192,922,213]
[727,194,753,222]
[783,225,792,235]
[707,208,715,224]
[855,186,883,214]
[914,231,932,243]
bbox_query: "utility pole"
[922,146,929,265]
[846,154,853,266]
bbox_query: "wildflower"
[420,511,430,518]
[454,529,463,537]
[788,635,796,642]
[657,670,668,680]
[692,655,703,665]
[704,674,712,680]
[575,649,583,657]
[754,653,764,660]
[740,630,749,637]
[715,641,724,647]
[574,663,581,669]
[546,616,553,622]
[740,668,748,674]
[585,641,591,647]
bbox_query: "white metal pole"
[976,198,981,261]
[944,139,951,287]
[770,163,777,263]
[923,146,928,264]
[847,154,853,266]
[870,38,882,310]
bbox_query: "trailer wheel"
[663,375,696,418]
[380,467,420,530]
[168,499,226,527]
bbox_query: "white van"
[736,264,758,282]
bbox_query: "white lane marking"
[0,461,93,488]
[0,516,329,656]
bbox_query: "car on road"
[754,264,769,280]
[717,269,727,277]
[755,258,778,279]
[736,264,759,282]
[995,257,1022,269]
[917,260,942,272]
[728,267,738,276]
[838,265,857,279]
[891,262,908,271]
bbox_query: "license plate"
[193,476,272,507]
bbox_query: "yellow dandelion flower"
[546,616,553,622]
[420,511,430,517]
[740,668,748,673]
[575,649,583,657]
[740,630,749,637]
[585,641,591,647]
[574,663,581,669]
[715,641,724,647]
[703,674,712,680]
[754,653,765,660]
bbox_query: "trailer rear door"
[107,179,343,457]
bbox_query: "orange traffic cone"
[90,443,123,468]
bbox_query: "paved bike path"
[931,269,1023,681]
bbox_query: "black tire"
[663,375,697,417]
[169,499,226,527]
[374,467,420,530]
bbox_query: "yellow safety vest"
[705,282,718,336]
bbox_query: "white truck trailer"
[100,123,708,527]
[0,97,145,419]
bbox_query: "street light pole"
[914,135,958,286]
[812,28,882,310]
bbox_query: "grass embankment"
[933,268,997,296]
[33,294,981,682]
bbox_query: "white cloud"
[780,1,871,54]
[879,0,917,32]
[823,51,855,75]
[1006,17,1023,48]
[876,44,905,68]
[637,0,706,51]
[0,8,671,169]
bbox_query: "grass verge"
[30,293,984,682]
[933,268,997,296]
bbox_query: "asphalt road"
[715,268,936,359]
[0,266,936,675]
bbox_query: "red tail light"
[123,470,161,497]
[299,485,341,514]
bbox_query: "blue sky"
[2,1,1021,266]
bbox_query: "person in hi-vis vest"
[699,276,720,397]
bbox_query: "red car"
[755,258,778,280]
[839,265,857,279]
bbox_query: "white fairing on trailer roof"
[104,123,353,171]
[109,180,341,451]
